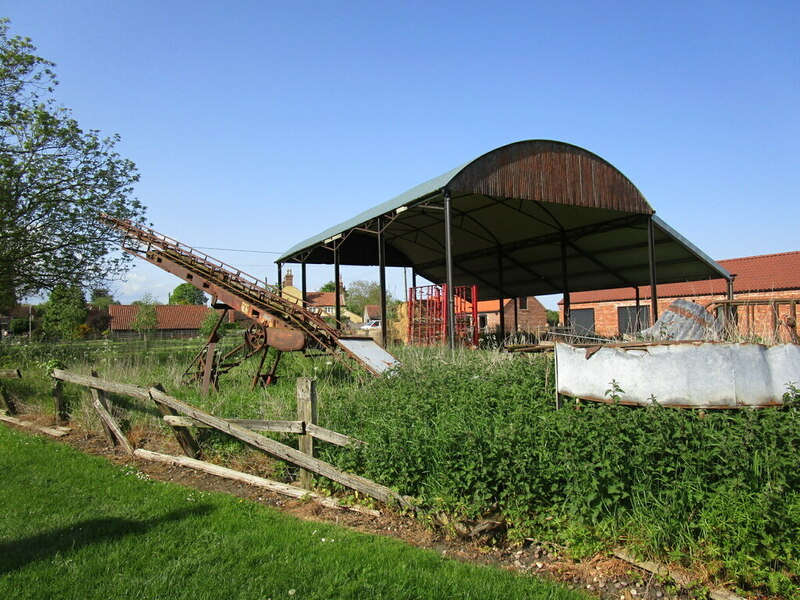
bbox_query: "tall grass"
[2,339,799,596]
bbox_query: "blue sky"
[5,1,799,308]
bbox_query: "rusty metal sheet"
[555,341,800,408]
[336,337,401,375]
[640,298,723,341]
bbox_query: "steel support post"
[277,262,283,291]
[334,246,341,327]
[497,249,506,342]
[647,216,658,326]
[378,216,388,347]
[301,262,307,303]
[560,233,571,328]
[443,190,456,349]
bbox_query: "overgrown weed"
[2,339,799,596]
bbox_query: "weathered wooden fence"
[49,369,409,512]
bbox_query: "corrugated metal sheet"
[555,341,800,408]
[448,140,652,214]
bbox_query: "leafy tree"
[345,280,396,319]
[131,293,159,342]
[546,309,560,326]
[318,281,337,292]
[89,288,117,313]
[198,308,221,338]
[0,20,145,312]
[170,283,207,305]
[40,285,87,340]
[86,306,111,333]
[8,316,27,335]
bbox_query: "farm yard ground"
[2,420,692,600]
[1,340,798,599]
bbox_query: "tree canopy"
[170,283,207,305]
[40,285,87,340]
[345,280,396,319]
[0,20,145,312]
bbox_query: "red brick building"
[109,304,215,338]
[562,251,800,340]
[477,297,548,334]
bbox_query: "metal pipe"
[443,190,456,349]
[560,233,571,327]
[301,262,307,303]
[334,246,341,328]
[498,249,505,342]
[277,262,283,292]
[647,216,658,326]
[378,215,388,347]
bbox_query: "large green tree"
[0,20,145,312]
[40,285,87,340]
[345,280,396,319]
[170,283,207,305]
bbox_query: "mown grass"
[0,425,585,600]
[2,339,799,597]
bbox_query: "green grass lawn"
[0,425,584,600]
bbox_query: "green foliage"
[198,308,221,337]
[8,316,28,334]
[0,426,581,600]
[345,279,397,319]
[170,282,208,305]
[546,310,560,326]
[130,294,158,339]
[318,280,337,292]
[4,341,799,597]
[40,285,87,340]
[89,288,116,313]
[0,19,145,307]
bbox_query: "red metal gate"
[407,284,478,346]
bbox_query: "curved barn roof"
[278,140,729,299]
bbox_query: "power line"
[194,246,282,254]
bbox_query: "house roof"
[305,291,336,307]
[109,304,213,331]
[277,140,729,300]
[364,304,381,320]
[567,251,800,304]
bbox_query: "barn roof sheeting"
[278,140,730,299]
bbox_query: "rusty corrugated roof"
[277,140,729,300]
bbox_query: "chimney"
[283,269,294,288]
[338,275,346,306]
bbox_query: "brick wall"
[483,297,548,333]
[564,290,799,341]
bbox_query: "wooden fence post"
[150,383,203,459]
[297,377,318,489]
[52,379,67,425]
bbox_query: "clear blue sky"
[6,1,799,308]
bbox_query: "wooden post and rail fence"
[47,369,409,512]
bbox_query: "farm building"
[109,304,215,339]
[280,270,362,323]
[561,250,800,340]
[476,297,547,334]
[276,140,731,347]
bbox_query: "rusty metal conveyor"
[101,216,399,388]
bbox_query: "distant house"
[280,270,362,323]
[476,297,548,334]
[109,304,215,338]
[562,251,800,340]
[363,304,381,323]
